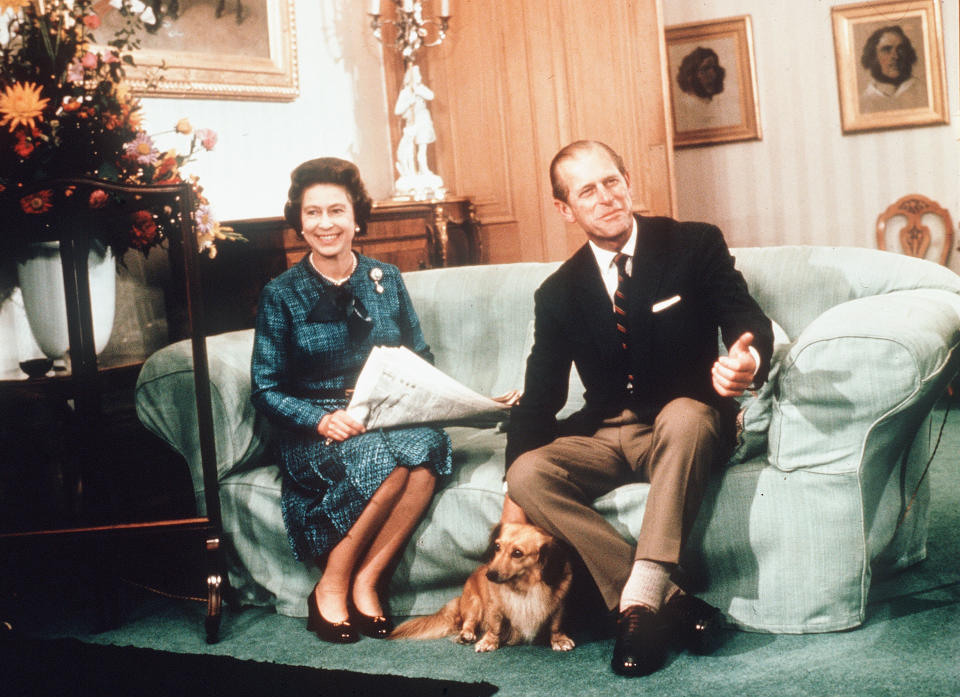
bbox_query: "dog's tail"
[389,597,460,640]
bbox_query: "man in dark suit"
[503,140,773,677]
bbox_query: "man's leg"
[630,397,724,567]
[506,433,634,611]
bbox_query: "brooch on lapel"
[370,267,384,294]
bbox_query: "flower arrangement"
[0,0,238,264]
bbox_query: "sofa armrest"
[135,329,271,507]
[768,289,960,474]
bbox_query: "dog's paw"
[474,635,500,652]
[456,629,477,645]
[551,633,575,652]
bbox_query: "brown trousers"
[506,398,724,610]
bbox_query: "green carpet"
[7,401,960,696]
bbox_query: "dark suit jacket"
[505,215,774,468]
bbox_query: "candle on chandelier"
[440,0,450,16]
[368,0,379,14]
[402,0,413,12]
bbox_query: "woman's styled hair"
[283,157,373,235]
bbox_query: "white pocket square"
[651,295,682,313]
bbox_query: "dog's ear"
[481,523,502,563]
[539,538,570,587]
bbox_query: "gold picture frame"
[97,0,299,101]
[664,15,761,148]
[831,0,947,134]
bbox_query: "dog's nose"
[485,569,500,583]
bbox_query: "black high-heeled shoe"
[350,603,394,639]
[307,586,359,644]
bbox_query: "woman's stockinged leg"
[351,466,437,617]
[313,466,411,623]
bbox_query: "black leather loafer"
[610,604,668,677]
[307,587,359,644]
[662,593,724,655]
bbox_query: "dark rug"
[0,637,498,697]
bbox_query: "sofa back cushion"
[732,246,960,338]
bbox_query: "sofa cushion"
[135,329,271,506]
[769,289,960,474]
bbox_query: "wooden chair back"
[876,194,954,266]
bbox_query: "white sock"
[618,560,680,613]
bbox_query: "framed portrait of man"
[831,0,947,134]
[96,0,298,101]
[664,15,762,148]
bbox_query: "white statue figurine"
[393,64,445,200]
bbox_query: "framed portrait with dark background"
[665,15,762,148]
[831,0,947,134]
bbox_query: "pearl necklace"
[311,252,357,286]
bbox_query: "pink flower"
[66,60,84,83]
[195,128,217,151]
[80,52,98,70]
[194,204,215,234]
[88,189,109,209]
[123,132,159,166]
[83,14,101,30]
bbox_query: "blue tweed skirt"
[277,424,452,561]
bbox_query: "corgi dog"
[390,522,575,652]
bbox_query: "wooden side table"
[0,179,225,643]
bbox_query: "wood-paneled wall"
[383,0,675,263]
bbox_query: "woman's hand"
[318,410,366,443]
[492,389,522,406]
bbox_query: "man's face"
[876,30,906,80]
[553,147,633,252]
[697,55,721,96]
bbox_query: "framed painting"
[96,0,299,101]
[831,0,947,134]
[664,15,761,148]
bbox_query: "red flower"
[88,189,108,209]
[83,14,101,30]
[20,190,53,214]
[13,133,34,157]
[129,210,158,249]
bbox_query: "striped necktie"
[613,253,635,393]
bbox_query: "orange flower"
[129,210,158,249]
[20,190,53,214]
[0,82,50,132]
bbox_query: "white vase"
[15,240,116,360]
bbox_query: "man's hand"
[712,332,757,398]
[318,409,366,443]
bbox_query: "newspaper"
[346,346,511,429]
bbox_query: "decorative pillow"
[722,320,793,464]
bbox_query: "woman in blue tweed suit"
[251,158,452,644]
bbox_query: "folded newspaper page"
[346,346,510,429]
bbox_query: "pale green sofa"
[135,246,960,633]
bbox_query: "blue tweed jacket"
[251,253,433,433]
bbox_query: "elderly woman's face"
[300,183,356,263]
